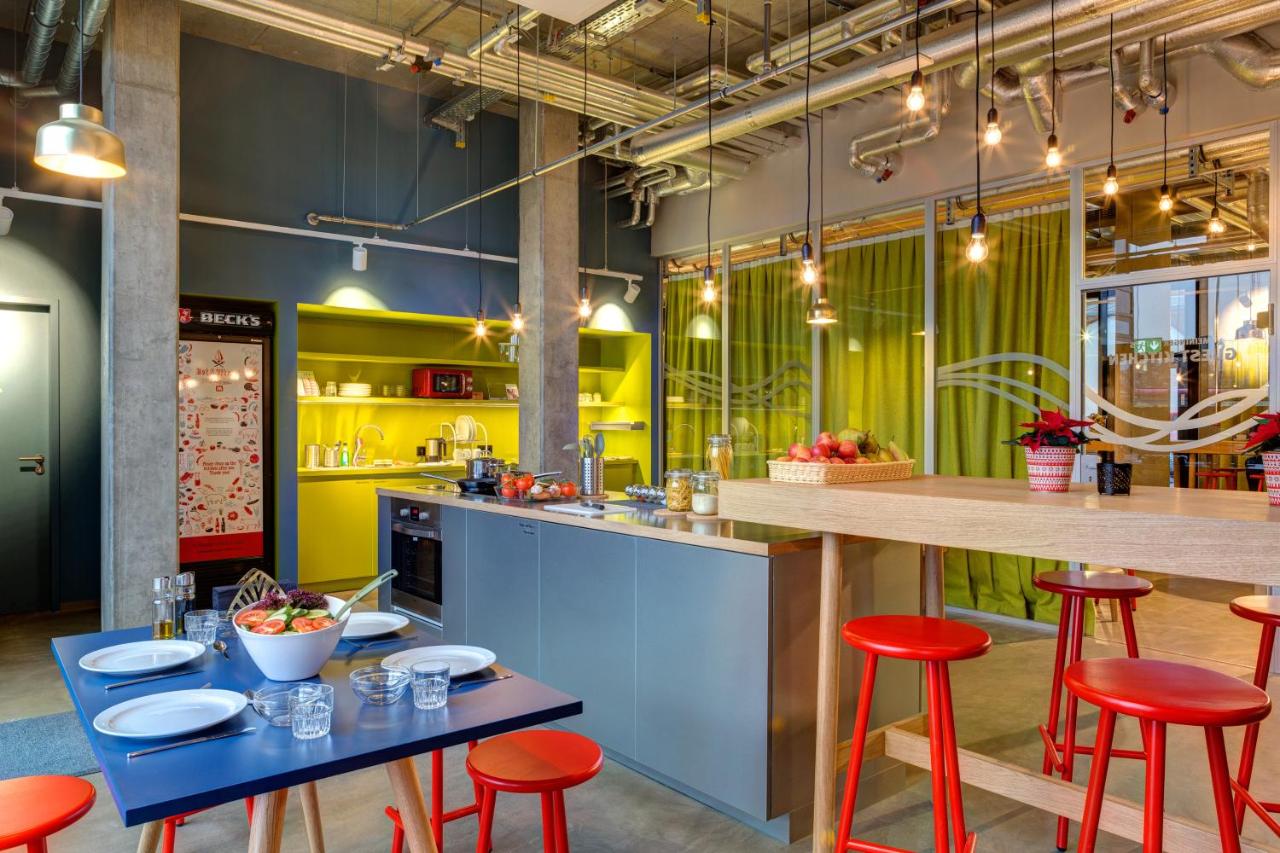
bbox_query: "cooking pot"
[420,472,498,495]
[465,457,506,480]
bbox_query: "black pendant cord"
[1049,0,1056,137]
[476,0,484,313]
[1107,14,1114,166]
[913,0,921,74]
[804,0,812,246]
[974,0,980,213]
[706,14,714,275]
[988,0,995,114]
[1162,37,1168,187]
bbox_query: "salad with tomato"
[233,588,338,635]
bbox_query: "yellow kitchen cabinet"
[297,476,384,589]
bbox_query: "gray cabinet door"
[539,524,637,758]
[440,506,468,644]
[465,512,540,677]
[635,540,770,819]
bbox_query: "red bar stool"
[0,775,95,852]
[466,730,603,853]
[385,743,485,852]
[1229,594,1280,835]
[162,799,253,852]
[1032,570,1151,851]
[1068,658,1271,853]
[835,615,991,853]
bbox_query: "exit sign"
[1133,338,1163,355]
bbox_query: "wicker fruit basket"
[767,458,915,484]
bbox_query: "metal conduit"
[19,0,64,85]
[56,0,112,96]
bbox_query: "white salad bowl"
[235,595,350,681]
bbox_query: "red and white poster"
[178,338,265,564]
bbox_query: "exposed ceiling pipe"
[760,0,774,72]
[1110,47,1144,122]
[618,190,643,227]
[849,77,948,182]
[466,6,539,58]
[633,0,1226,168]
[1200,32,1280,89]
[55,0,112,96]
[13,0,65,86]
[1137,37,1161,98]
[655,167,710,196]
[744,0,901,73]
[643,187,659,227]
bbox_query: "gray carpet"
[0,713,99,780]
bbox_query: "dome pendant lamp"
[966,0,988,264]
[1044,0,1062,168]
[34,2,126,179]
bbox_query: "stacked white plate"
[383,645,496,677]
[338,383,373,397]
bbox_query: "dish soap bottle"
[151,576,175,640]
[340,441,350,467]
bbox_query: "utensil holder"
[1096,460,1132,495]
[579,458,604,496]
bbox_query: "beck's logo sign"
[178,308,192,324]
[180,308,264,328]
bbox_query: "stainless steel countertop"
[375,484,823,556]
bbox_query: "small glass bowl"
[249,683,302,726]
[349,664,411,705]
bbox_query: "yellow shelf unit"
[297,397,624,409]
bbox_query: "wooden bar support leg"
[921,545,945,618]
[247,789,288,853]
[386,758,441,853]
[298,781,326,853]
[135,821,162,853]
[811,532,844,853]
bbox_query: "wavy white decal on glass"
[936,352,1068,418]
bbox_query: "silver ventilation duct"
[56,0,112,96]
[744,0,902,74]
[1201,33,1280,89]
[466,7,540,59]
[18,0,65,86]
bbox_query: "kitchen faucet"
[352,423,385,467]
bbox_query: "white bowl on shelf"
[235,595,350,681]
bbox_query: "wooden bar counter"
[718,475,1280,853]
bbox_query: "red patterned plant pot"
[1024,446,1076,492]
[1263,451,1280,507]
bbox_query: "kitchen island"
[373,485,924,842]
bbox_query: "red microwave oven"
[412,367,474,399]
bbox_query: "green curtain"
[822,234,926,460]
[729,259,812,477]
[936,207,1072,624]
[664,274,723,475]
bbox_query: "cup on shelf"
[289,684,335,740]
[410,660,450,710]
[184,609,220,645]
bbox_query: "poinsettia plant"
[1003,408,1097,453]
[1242,412,1280,454]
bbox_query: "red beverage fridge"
[177,297,274,603]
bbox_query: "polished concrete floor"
[8,582,1280,852]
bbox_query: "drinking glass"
[410,660,450,710]
[289,684,335,740]
[184,609,220,645]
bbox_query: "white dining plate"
[342,611,411,639]
[79,640,207,676]
[93,689,248,739]
[383,645,496,677]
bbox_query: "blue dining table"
[52,624,582,853]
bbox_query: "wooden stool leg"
[1057,596,1086,851]
[552,790,569,853]
[1143,720,1166,853]
[299,781,325,853]
[925,661,951,853]
[1041,595,1073,777]
[1236,623,1276,831]
[937,663,969,852]
[1077,708,1117,853]
[475,787,496,853]
[834,652,878,848]
[247,789,289,853]
[386,759,440,853]
[1206,726,1243,853]
[431,750,445,851]
[136,821,162,853]
[540,793,556,853]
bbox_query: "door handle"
[18,454,45,475]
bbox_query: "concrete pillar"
[517,101,579,478]
[100,0,180,628]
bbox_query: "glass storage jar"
[705,434,733,480]
[664,469,693,512]
[691,471,720,516]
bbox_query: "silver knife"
[128,727,256,759]
[106,669,204,690]
[449,673,513,691]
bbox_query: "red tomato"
[500,486,518,498]
[500,472,516,486]
[235,609,269,627]
[252,619,286,635]
[514,474,535,491]
[290,617,315,633]
[559,481,577,498]
[311,617,336,630]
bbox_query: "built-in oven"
[389,504,442,625]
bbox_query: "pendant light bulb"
[474,309,487,337]
[1158,184,1173,213]
[1247,237,1258,253]
[799,241,819,286]
[966,212,989,263]
[984,107,1002,146]
[352,243,368,272]
[905,69,926,113]
[1045,133,1062,168]
[1103,163,1119,197]
[701,265,717,303]
[578,286,593,320]
[1208,205,1225,235]
[510,302,525,332]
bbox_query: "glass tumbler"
[411,660,451,710]
[289,684,335,740]
[184,610,220,645]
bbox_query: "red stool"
[0,775,95,852]
[161,799,254,852]
[1033,570,1151,851]
[1069,658,1271,853]
[835,615,991,853]
[1230,595,1280,835]
[385,743,484,852]
[1198,469,1238,489]
[466,730,603,853]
